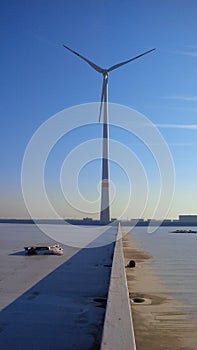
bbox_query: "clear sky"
[1,0,197,220]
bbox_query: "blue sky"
[1,0,197,220]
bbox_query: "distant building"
[130,218,144,222]
[179,215,197,223]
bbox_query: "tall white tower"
[63,45,155,223]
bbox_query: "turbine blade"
[108,48,156,72]
[63,44,104,73]
[98,75,108,122]
[98,76,106,122]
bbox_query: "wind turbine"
[63,44,156,223]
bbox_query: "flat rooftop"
[0,223,117,349]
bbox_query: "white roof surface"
[0,223,117,349]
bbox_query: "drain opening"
[131,297,145,303]
[126,260,136,268]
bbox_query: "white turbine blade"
[108,48,156,72]
[98,76,107,122]
[63,44,104,73]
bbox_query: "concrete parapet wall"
[101,224,136,350]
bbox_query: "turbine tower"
[63,44,155,223]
